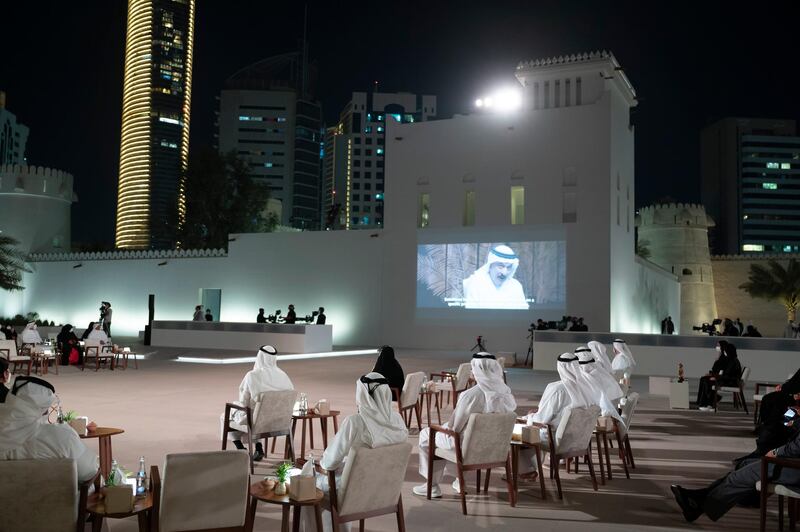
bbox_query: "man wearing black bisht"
[256,308,267,324]
[283,304,297,324]
[316,307,326,325]
[0,358,9,403]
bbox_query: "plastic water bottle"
[307,452,316,479]
[136,456,147,497]
[299,393,308,415]
[56,406,64,424]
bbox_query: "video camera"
[267,309,281,323]
[692,318,722,336]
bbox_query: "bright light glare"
[177,348,378,365]
[474,88,522,112]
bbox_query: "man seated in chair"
[302,372,408,531]
[86,323,109,345]
[221,345,293,461]
[0,358,10,403]
[413,353,517,498]
[0,376,98,482]
[672,428,800,523]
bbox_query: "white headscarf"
[21,322,42,344]
[242,345,294,394]
[0,377,56,451]
[575,347,624,414]
[355,372,408,447]
[611,339,636,374]
[471,354,517,413]
[556,353,593,407]
[587,340,614,374]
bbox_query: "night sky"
[2,1,798,247]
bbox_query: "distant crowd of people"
[255,306,326,325]
[533,315,589,332]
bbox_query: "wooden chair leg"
[426,443,435,500]
[755,401,761,425]
[247,437,254,474]
[761,478,769,532]
[504,456,516,508]
[359,519,365,532]
[221,425,229,450]
[415,403,422,431]
[554,459,564,499]
[595,433,605,485]
[535,447,546,500]
[625,435,636,469]
[484,468,491,493]
[271,437,277,454]
[396,496,406,532]
[603,433,613,480]
[790,498,797,532]
[616,431,630,479]
[586,452,599,491]
[741,387,750,415]
[286,432,296,463]
[457,465,468,515]
[476,470,481,493]
[780,495,785,531]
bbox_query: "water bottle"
[56,405,64,424]
[307,452,316,479]
[299,393,308,415]
[136,456,147,497]
[108,459,121,486]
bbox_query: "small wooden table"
[418,390,442,426]
[248,481,324,532]
[86,489,153,532]
[114,349,139,370]
[291,411,340,461]
[510,438,546,500]
[80,427,124,479]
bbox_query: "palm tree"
[739,259,800,321]
[0,235,30,291]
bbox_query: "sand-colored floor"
[22,342,772,531]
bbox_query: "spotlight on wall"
[72,263,82,269]
[157,261,168,266]
[475,88,522,112]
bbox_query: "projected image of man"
[463,245,529,309]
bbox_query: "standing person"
[283,304,297,324]
[666,316,675,335]
[372,345,404,401]
[193,305,203,321]
[256,308,267,323]
[414,354,516,497]
[204,308,213,321]
[315,307,326,325]
[222,345,294,461]
[734,318,744,336]
[101,302,112,337]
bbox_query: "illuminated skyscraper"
[116,0,195,249]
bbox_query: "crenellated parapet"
[28,248,228,262]
[0,164,77,202]
[636,202,715,228]
[516,50,612,70]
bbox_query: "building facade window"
[554,80,561,107]
[418,193,430,228]
[463,190,476,226]
[565,79,571,106]
[511,186,525,225]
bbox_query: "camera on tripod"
[692,318,722,336]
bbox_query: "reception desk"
[150,321,332,353]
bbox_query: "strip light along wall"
[177,348,378,365]
[116,0,153,249]
[177,0,195,230]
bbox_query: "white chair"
[393,371,426,430]
[222,389,297,473]
[327,441,413,531]
[753,373,793,425]
[0,458,95,532]
[82,341,114,371]
[427,412,517,514]
[531,405,602,499]
[758,454,800,531]
[0,338,32,375]
[715,366,751,414]
[619,392,639,469]
[151,450,251,532]
[431,362,472,407]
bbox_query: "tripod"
[471,336,486,352]
[524,330,534,367]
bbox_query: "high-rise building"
[116,0,195,249]
[0,92,29,165]
[217,53,322,230]
[701,117,800,254]
[323,91,436,230]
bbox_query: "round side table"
[86,490,153,532]
[80,427,125,479]
[248,481,324,532]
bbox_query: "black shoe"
[233,440,246,450]
[252,449,265,462]
[671,485,702,523]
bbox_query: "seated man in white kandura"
[0,376,98,482]
[462,244,529,309]
[221,345,294,461]
[301,371,408,531]
[414,353,517,497]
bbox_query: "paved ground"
[22,341,772,531]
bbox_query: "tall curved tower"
[637,203,718,333]
[116,0,195,249]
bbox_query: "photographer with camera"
[692,318,721,336]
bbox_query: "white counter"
[150,321,333,353]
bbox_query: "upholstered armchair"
[758,454,800,532]
[0,338,31,375]
[326,441,413,531]
[150,450,250,532]
[426,412,517,514]
[0,458,97,532]
[715,366,751,414]
[530,405,601,499]
[431,362,472,407]
[222,389,297,473]
[392,372,426,430]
